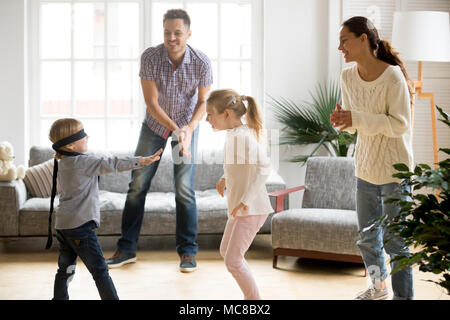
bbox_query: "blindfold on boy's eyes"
[52,129,87,155]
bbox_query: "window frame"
[28,0,264,151]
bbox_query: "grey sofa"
[0,146,287,238]
[270,156,364,269]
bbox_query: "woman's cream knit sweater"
[340,64,414,185]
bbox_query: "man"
[107,9,212,273]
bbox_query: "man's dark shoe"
[179,255,197,273]
[106,250,137,268]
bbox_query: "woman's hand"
[216,178,226,197]
[330,103,352,130]
[231,202,248,218]
[140,148,163,166]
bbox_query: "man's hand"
[178,125,193,158]
[178,86,210,158]
[140,148,163,166]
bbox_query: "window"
[29,0,263,153]
[31,0,141,151]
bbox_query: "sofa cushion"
[19,189,274,236]
[21,146,282,238]
[302,157,356,211]
[29,146,55,168]
[98,151,175,193]
[19,190,228,235]
[29,146,225,193]
[23,159,60,198]
[271,208,360,256]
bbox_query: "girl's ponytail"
[207,89,264,141]
[243,96,263,142]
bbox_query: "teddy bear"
[0,141,26,181]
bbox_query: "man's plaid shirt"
[139,43,213,138]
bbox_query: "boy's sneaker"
[106,250,136,268]
[179,255,197,273]
[355,285,389,300]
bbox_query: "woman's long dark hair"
[342,16,414,108]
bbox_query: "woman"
[330,16,414,300]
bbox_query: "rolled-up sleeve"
[198,58,213,88]
[139,48,156,81]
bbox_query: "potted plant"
[381,105,450,295]
[268,81,357,165]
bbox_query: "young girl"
[331,16,414,300]
[48,118,162,300]
[206,89,274,300]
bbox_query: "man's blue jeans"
[54,220,119,300]
[117,122,199,257]
[356,178,414,300]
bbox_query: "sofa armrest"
[268,186,305,213]
[265,170,289,213]
[0,180,27,236]
[265,170,286,190]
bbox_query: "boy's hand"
[231,202,248,218]
[216,178,226,197]
[140,148,163,166]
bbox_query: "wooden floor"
[0,235,448,300]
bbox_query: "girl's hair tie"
[241,95,248,109]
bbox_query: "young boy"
[48,118,162,300]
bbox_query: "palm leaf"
[270,95,322,131]
[268,80,357,165]
[306,81,341,134]
[269,95,325,146]
[436,105,450,127]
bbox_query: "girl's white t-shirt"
[222,124,274,217]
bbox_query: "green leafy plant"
[269,81,357,165]
[380,105,450,295]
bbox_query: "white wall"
[0,0,28,166]
[264,0,330,208]
[264,0,329,112]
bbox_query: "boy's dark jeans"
[53,220,119,300]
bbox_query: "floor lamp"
[392,11,450,171]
